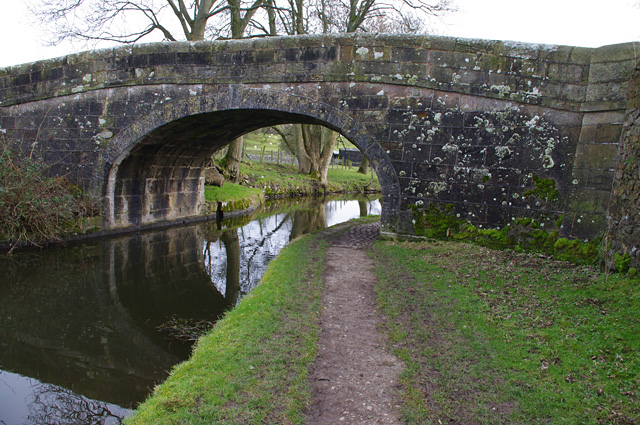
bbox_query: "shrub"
[0,137,93,250]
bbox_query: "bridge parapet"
[0,34,635,112]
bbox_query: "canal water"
[0,195,380,425]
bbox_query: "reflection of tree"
[358,200,368,217]
[220,229,240,306]
[290,202,328,240]
[27,382,126,425]
[240,214,292,294]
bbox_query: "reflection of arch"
[101,86,399,230]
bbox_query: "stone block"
[578,124,597,143]
[591,42,638,63]
[582,111,625,125]
[573,143,619,170]
[428,50,456,67]
[595,124,623,144]
[565,46,593,65]
[546,63,588,84]
[586,81,628,104]
[588,59,636,84]
[424,36,457,51]
[586,169,615,190]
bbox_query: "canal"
[0,195,380,425]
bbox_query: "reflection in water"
[1,370,127,425]
[0,195,380,425]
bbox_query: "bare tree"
[27,382,126,425]
[30,0,231,44]
[282,0,453,35]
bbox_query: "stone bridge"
[1,33,639,244]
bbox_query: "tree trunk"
[357,156,369,174]
[317,127,338,186]
[223,136,243,182]
[295,125,312,174]
[265,0,278,35]
[294,125,338,186]
[358,200,368,217]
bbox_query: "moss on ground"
[411,204,601,266]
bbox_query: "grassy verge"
[221,162,380,198]
[125,233,327,425]
[204,161,379,212]
[372,240,640,424]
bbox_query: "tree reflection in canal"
[0,195,380,425]
[27,381,125,425]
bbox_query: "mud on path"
[306,222,404,425]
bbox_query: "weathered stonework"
[0,34,637,242]
[607,63,640,270]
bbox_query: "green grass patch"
[326,166,378,192]
[218,162,379,198]
[204,182,264,213]
[125,233,327,425]
[242,132,283,157]
[204,182,263,203]
[372,240,640,424]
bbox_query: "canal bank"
[124,217,384,425]
[203,162,380,216]
[0,162,380,252]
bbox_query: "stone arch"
[101,86,400,230]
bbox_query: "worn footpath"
[306,222,404,424]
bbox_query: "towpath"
[306,222,404,424]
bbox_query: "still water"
[0,196,380,425]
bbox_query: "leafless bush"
[0,136,95,251]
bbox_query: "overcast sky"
[1,0,639,68]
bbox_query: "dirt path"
[306,222,404,425]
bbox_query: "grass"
[372,240,640,424]
[204,182,263,203]
[125,233,328,425]
[204,182,264,213]
[208,162,379,200]
[242,131,284,158]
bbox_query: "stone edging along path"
[307,222,404,425]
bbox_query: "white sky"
[1,0,639,68]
